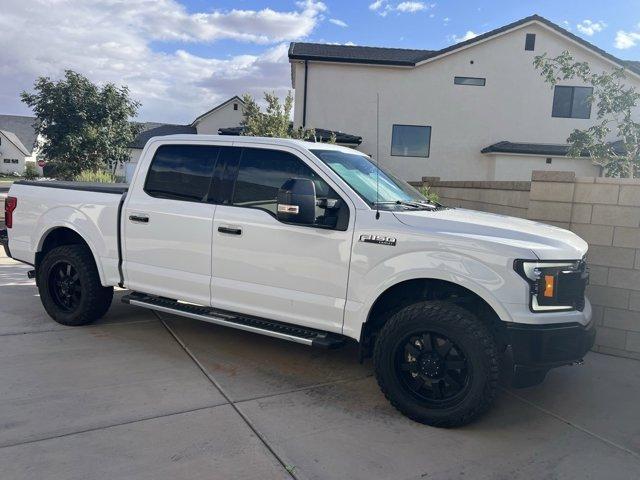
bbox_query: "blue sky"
[2,0,639,123]
[157,0,640,59]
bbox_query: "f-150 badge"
[359,234,396,246]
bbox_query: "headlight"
[514,259,588,312]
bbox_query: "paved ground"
[1,251,639,480]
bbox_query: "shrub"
[419,185,440,203]
[74,169,116,183]
[24,162,39,180]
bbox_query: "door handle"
[129,215,149,224]
[218,226,242,235]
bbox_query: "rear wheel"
[37,245,113,326]
[374,301,499,427]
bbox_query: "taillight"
[5,196,17,229]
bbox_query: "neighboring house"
[191,95,245,134]
[288,14,640,181]
[0,115,39,175]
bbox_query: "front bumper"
[503,320,596,388]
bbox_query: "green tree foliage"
[240,91,333,142]
[23,162,39,180]
[534,51,640,178]
[21,70,141,179]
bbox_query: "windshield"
[310,149,432,210]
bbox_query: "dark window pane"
[525,33,536,51]
[391,125,431,157]
[454,76,486,86]
[572,87,593,119]
[144,144,219,202]
[552,86,573,118]
[552,86,592,119]
[232,148,331,217]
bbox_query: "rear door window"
[144,145,220,202]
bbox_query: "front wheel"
[373,301,499,427]
[37,245,113,326]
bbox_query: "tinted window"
[232,148,333,216]
[391,125,431,157]
[145,145,219,202]
[525,33,536,51]
[454,76,486,86]
[552,86,592,119]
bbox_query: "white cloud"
[449,31,478,43]
[369,1,433,16]
[0,0,327,123]
[576,20,607,36]
[615,28,640,49]
[396,1,427,12]
[329,18,348,27]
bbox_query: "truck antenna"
[375,92,380,220]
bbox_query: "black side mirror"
[277,178,316,225]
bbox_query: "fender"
[34,207,113,285]
[342,249,521,340]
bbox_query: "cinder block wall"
[412,171,640,360]
[410,177,531,219]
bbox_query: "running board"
[122,293,346,348]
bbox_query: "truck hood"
[394,208,587,260]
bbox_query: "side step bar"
[122,292,346,349]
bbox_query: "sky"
[1,0,639,124]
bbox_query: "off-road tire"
[37,245,113,326]
[373,300,499,427]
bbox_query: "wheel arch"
[358,277,507,359]
[35,226,105,284]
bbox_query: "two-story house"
[288,14,640,181]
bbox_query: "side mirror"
[277,178,316,225]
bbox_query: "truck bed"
[14,180,129,195]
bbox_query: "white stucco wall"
[491,154,600,180]
[194,100,244,135]
[293,22,640,181]
[0,133,28,174]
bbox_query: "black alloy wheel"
[48,261,82,312]
[396,331,471,406]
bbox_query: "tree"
[240,91,332,142]
[534,51,640,178]
[21,70,141,179]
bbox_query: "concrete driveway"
[1,251,639,480]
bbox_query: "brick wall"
[413,171,640,360]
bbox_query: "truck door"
[123,142,220,305]
[210,144,355,333]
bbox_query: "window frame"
[525,33,536,51]
[453,76,486,86]
[143,143,222,204]
[226,145,351,231]
[390,124,432,158]
[552,85,593,119]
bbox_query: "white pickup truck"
[1,135,594,427]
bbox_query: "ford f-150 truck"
[1,135,594,427]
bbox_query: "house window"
[454,76,486,86]
[11,159,19,164]
[525,33,536,51]
[552,86,593,119]
[391,125,431,157]
[233,103,238,111]
[3,159,10,164]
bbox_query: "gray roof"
[0,129,31,156]
[130,123,196,149]
[481,140,626,157]
[290,15,640,75]
[0,115,37,154]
